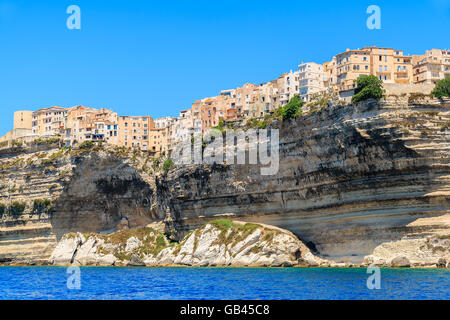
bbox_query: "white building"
[278,70,300,106]
[298,62,326,102]
[171,109,193,147]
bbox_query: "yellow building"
[13,111,33,130]
[412,49,450,84]
[118,116,154,151]
[66,106,118,145]
[332,46,413,92]
[32,106,68,136]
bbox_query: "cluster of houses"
[2,45,449,156]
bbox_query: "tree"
[431,78,450,99]
[282,95,303,121]
[352,75,384,104]
[163,158,174,172]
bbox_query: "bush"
[352,75,384,104]
[32,137,60,146]
[7,202,26,215]
[281,95,303,121]
[79,140,94,150]
[431,78,450,99]
[162,158,174,172]
[32,199,52,213]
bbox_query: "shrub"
[0,203,5,215]
[7,202,26,215]
[431,78,450,99]
[352,75,384,104]
[162,158,174,172]
[79,140,94,150]
[32,199,52,213]
[282,95,303,121]
[152,158,160,169]
[12,140,23,147]
[32,137,60,146]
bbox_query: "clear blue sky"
[0,0,449,135]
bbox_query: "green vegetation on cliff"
[352,75,384,104]
[431,78,450,99]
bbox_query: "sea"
[0,266,448,300]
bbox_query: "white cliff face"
[50,233,118,266]
[50,220,326,267]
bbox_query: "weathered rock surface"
[1,95,449,266]
[50,220,326,267]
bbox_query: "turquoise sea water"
[0,267,448,300]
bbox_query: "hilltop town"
[2,46,449,156]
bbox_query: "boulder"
[437,258,446,268]
[128,254,145,266]
[97,254,117,266]
[390,255,410,268]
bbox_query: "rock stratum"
[0,94,449,267]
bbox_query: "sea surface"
[0,267,448,300]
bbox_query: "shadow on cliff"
[49,151,163,240]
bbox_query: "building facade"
[413,49,450,84]
[118,116,154,151]
[298,62,326,101]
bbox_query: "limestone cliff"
[1,94,449,266]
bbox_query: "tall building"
[118,116,154,151]
[13,111,33,130]
[331,46,413,93]
[277,71,300,106]
[171,109,193,148]
[298,62,326,101]
[32,106,68,137]
[413,49,450,84]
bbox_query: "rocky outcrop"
[50,220,325,267]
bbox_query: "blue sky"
[0,0,449,135]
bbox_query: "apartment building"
[252,82,280,117]
[235,83,260,118]
[65,106,118,145]
[331,46,413,92]
[298,62,326,101]
[32,106,68,136]
[323,59,337,88]
[277,71,300,106]
[413,49,450,84]
[219,89,237,121]
[171,109,193,147]
[118,116,154,151]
